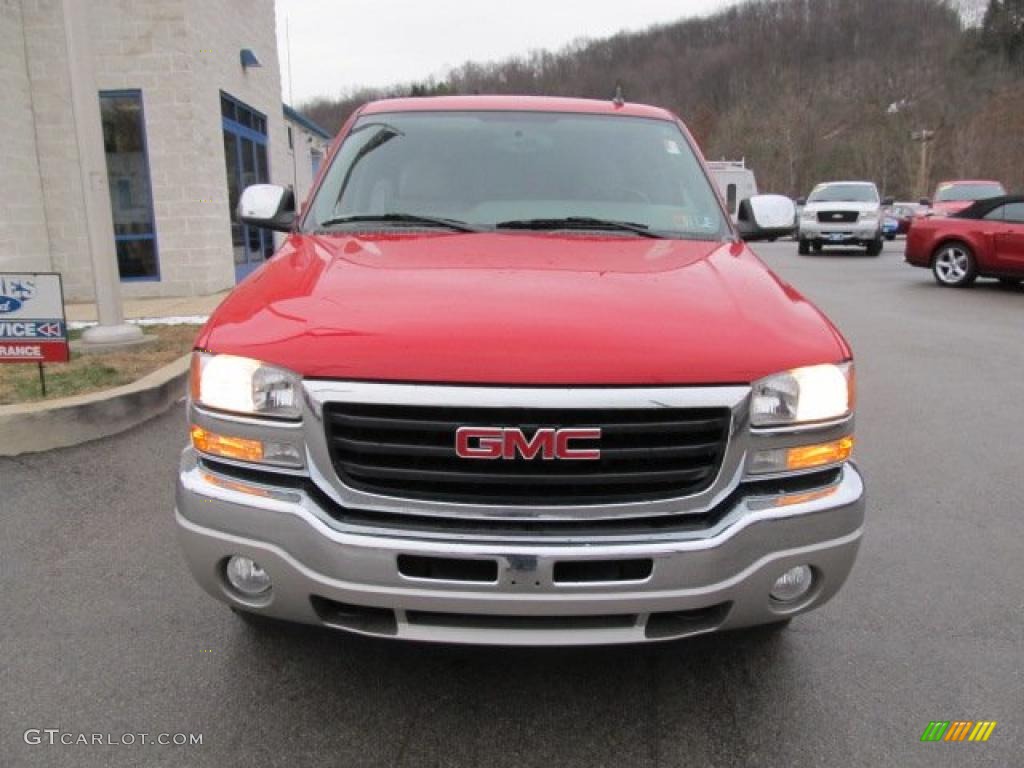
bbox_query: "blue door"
[221,93,273,282]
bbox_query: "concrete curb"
[0,355,190,456]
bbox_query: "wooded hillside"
[303,0,1024,199]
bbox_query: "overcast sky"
[275,0,736,104]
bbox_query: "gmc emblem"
[455,427,601,460]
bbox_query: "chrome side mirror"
[736,194,797,241]
[238,184,295,232]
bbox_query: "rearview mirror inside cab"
[736,194,797,242]
[238,184,296,232]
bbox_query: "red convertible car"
[906,195,1024,287]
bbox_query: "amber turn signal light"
[786,436,854,471]
[190,425,264,462]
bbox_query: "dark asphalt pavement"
[1,240,1021,767]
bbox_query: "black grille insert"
[645,602,731,639]
[553,559,653,583]
[816,210,859,224]
[405,611,637,631]
[397,555,498,583]
[310,596,398,636]
[323,403,731,505]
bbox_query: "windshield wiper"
[495,216,665,238]
[317,213,482,233]
[333,125,404,203]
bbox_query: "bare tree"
[300,0,1022,197]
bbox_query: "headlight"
[751,363,854,428]
[800,209,816,220]
[860,211,878,221]
[190,352,302,420]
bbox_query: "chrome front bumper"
[175,451,865,645]
[800,221,880,241]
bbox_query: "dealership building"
[1,0,331,301]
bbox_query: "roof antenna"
[612,82,625,107]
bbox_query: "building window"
[726,183,737,215]
[221,91,272,282]
[100,90,159,280]
[116,178,132,209]
[287,125,294,150]
[310,149,323,177]
[220,93,236,121]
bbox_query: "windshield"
[807,184,879,204]
[935,182,1005,202]
[305,111,729,240]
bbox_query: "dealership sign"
[0,273,69,363]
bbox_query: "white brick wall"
[184,0,290,296]
[285,118,331,213]
[0,0,57,275]
[10,0,289,300]
[19,0,95,298]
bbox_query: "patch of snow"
[68,315,208,330]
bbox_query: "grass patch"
[0,324,198,405]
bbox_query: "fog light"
[770,565,813,603]
[225,556,272,596]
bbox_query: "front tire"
[932,242,977,287]
[798,238,810,255]
[866,238,883,256]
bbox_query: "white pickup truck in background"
[797,181,893,256]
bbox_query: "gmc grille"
[817,210,859,223]
[323,403,731,505]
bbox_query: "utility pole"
[62,0,144,349]
[911,129,935,201]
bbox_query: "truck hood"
[197,232,849,385]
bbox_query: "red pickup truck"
[177,96,864,645]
